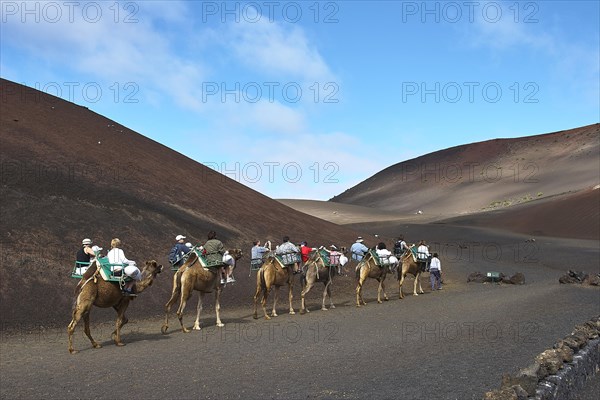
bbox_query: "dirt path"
[1,224,598,399]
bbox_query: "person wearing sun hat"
[350,236,368,262]
[75,238,97,275]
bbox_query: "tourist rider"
[203,231,226,284]
[276,236,300,274]
[170,234,192,267]
[350,236,369,262]
[75,238,96,274]
[417,240,430,272]
[107,238,141,295]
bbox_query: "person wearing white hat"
[75,238,98,275]
[168,235,192,267]
[350,237,368,262]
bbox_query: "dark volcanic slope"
[0,79,363,327]
[331,124,600,219]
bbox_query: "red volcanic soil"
[331,123,600,220]
[441,187,600,240]
[0,79,367,328]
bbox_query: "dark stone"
[588,274,600,286]
[483,388,518,400]
[468,272,487,283]
[510,273,525,285]
[535,349,564,375]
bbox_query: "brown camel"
[355,251,390,306]
[300,250,338,314]
[397,248,425,299]
[67,260,163,354]
[162,249,243,334]
[253,252,297,320]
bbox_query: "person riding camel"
[417,240,430,272]
[350,236,369,262]
[203,231,226,284]
[276,236,300,274]
[106,238,141,296]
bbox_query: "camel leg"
[262,287,272,320]
[271,286,279,317]
[177,287,193,333]
[112,301,129,346]
[300,280,314,314]
[413,273,423,296]
[193,293,204,330]
[356,275,366,307]
[162,273,181,334]
[253,286,261,319]
[326,282,335,309]
[417,272,424,294]
[67,293,93,354]
[382,277,389,301]
[398,273,406,299]
[321,281,331,310]
[83,312,101,349]
[214,286,224,328]
[288,279,295,315]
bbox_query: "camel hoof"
[330,305,335,309]
[384,297,389,301]
[92,343,102,349]
[115,342,125,347]
[69,349,78,354]
[161,325,169,335]
[300,309,306,315]
[265,315,271,320]
[182,328,191,333]
[377,300,383,304]
[271,312,278,317]
[192,325,201,331]
[253,314,258,320]
[289,310,295,315]
[413,293,419,296]
[216,322,224,328]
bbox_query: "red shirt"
[301,245,312,262]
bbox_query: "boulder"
[588,274,600,286]
[509,273,525,285]
[468,272,487,283]
[535,349,564,376]
[553,340,574,363]
[501,362,542,396]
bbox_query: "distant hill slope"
[331,124,600,219]
[0,78,363,328]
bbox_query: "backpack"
[393,241,404,256]
[167,245,180,265]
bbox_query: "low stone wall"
[483,316,600,400]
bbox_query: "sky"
[1,0,599,200]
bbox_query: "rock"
[553,340,574,363]
[509,273,525,285]
[501,362,542,396]
[468,272,487,283]
[562,335,583,351]
[573,323,599,340]
[483,387,518,400]
[535,349,564,375]
[588,274,600,286]
[511,385,528,400]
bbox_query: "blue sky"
[1,1,598,200]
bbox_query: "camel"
[162,248,243,334]
[300,250,339,314]
[355,251,393,306]
[397,248,425,299]
[67,260,163,354]
[253,252,297,320]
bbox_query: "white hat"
[92,245,103,252]
[330,245,337,250]
[185,242,192,248]
[356,237,364,243]
[176,235,186,241]
[82,238,92,245]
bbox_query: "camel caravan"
[68,234,437,353]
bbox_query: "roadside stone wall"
[483,316,600,400]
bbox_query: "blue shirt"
[350,242,368,261]
[252,245,269,260]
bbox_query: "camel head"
[228,248,243,261]
[136,260,163,293]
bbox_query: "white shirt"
[429,257,441,271]
[107,248,131,265]
[417,245,430,260]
